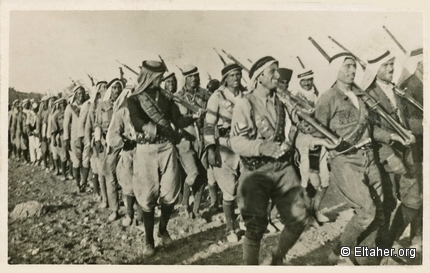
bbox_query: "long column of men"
[8,39,423,265]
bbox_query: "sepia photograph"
[1,0,426,267]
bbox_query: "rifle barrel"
[308,37,331,62]
[383,26,407,54]
[221,49,250,72]
[296,56,305,69]
[116,60,139,75]
[213,48,227,65]
[327,36,367,70]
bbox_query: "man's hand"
[207,146,221,167]
[95,140,103,154]
[390,133,415,146]
[385,154,406,175]
[259,141,287,159]
[313,138,340,150]
[192,109,205,119]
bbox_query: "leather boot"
[223,200,238,242]
[122,195,135,227]
[142,209,156,258]
[313,186,329,223]
[80,167,90,192]
[92,173,100,196]
[61,161,68,181]
[243,237,260,265]
[73,167,81,191]
[98,175,108,208]
[158,203,174,246]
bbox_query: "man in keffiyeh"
[127,60,199,258]
[175,65,212,219]
[361,49,422,259]
[93,79,124,222]
[63,85,87,193]
[79,81,107,202]
[230,56,313,265]
[203,63,244,243]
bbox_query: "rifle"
[116,60,139,75]
[277,90,315,115]
[158,55,169,72]
[69,77,77,87]
[392,85,423,112]
[383,26,407,54]
[213,48,227,65]
[221,49,249,84]
[85,71,95,86]
[328,36,366,70]
[297,56,306,69]
[119,61,206,115]
[309,36,416,146]
[221,49,250,73]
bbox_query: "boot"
[209,184,219,213]
[271,224,305,265]
[80,167,90,192]
[223,200,238,242]
[73,167,81,191]
[56,158,61,175]
[136,204,144,223]
[243,237,260,265]
[98,175,108,208]
[313,186,329,223]
[158,203,174,246]
[122,195,135,227]
[92,173,100,197]
[61,161,68,181]
[191,180,205,218]
[142,209,156,258]
[49,153,55,171]
[390,204,419,244]
[69,162,74,179]
[51,156,58,174]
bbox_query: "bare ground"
[7,158,421,265]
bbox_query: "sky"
[8,9,423,95]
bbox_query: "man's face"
[299,78,314,91]
[185,74,200,89]
[110,82,123,102]
[165,77,177,93]
[99,83,107,93]
[23,103,30,110]
[376,58,395,83]
[75,88,85,104]
[48,98,55,108]
[59,101,66,112]
[99,83,107,98]
[226,70,242,89]
[337,58,356,84]
[259,63,279,90]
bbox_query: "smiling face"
[337,58,356,84]
[376,57,395,83]
[299,78,314,91]
[258,63,279,90]
[75,87,86,104]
